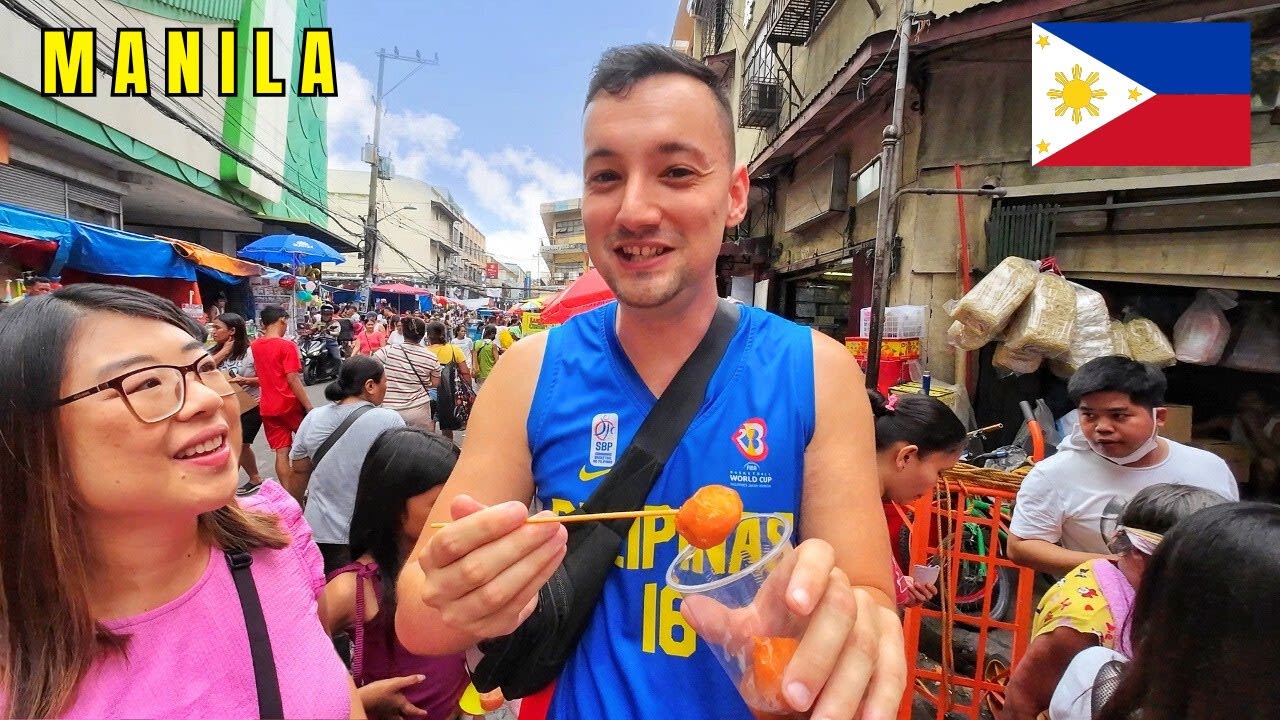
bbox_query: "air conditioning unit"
[740,80,782,128]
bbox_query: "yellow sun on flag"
[1047,64,1107,124]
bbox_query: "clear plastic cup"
[666,513,802,714]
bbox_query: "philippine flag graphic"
[1031,23,1252,167]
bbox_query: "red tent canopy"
[372,283,430,295]
[539,268,615,324]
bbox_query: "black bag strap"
[400,345,434,393]
[574,298,740,530]
[226,550,283,719]
[312,404,374,468]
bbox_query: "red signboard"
[485,262,500,279]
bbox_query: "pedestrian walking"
[252,305,313,495]
[472,324,501,390]
[373,317,441,432]
[450,324,474,370]
[426,321,472,441]
[289,355,404,574]
[211,312,263,488]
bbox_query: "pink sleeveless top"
[53,482,352,719]
[329,560,470,719]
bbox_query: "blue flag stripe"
[1040,22,1251,95]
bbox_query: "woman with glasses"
[211,312,263,488]
[1003,483,1228,720]
[0,284,360,719]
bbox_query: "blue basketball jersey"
[527,302,816,719]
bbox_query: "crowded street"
[2,1,1279,720]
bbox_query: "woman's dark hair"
[213,312,249,362]
[867,389,967,456]
[0,284,287,718]
[400,316,426,344]
[586,44,733,157]
[454,324,466,338]
[482,324,498,340]
[348,427,459,636]
[325,355,385,402]
[1099,503,1280,720]
[1068,355,1166,409]
[426,320,448,345]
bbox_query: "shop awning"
[162,237,265,278]
[373,282,431,295]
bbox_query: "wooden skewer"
[430,508,676,529]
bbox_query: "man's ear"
[726,164,749,228]
[1154,406,1167,427]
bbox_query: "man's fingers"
[855,605,907,720]
[449,493,488,520]
[784,539,835,616]
[447,532,568,635]
[427,501,546,568]
[782,567,857,713]
[807,589,887,720]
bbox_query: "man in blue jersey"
[398,44,904,719]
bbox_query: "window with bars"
[554,218,584,236]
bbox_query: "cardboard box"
[1159,404,1193,443]
[891,382,959,413]
[1188,438,1252,485]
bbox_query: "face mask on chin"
[1087,409,1160,466]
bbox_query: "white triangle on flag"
[1031,24,1156,165]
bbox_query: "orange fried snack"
[746,636,799,711]
[479,689,506,712]
[675,484,744,550]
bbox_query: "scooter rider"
[313,304,345,364]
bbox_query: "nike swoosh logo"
[579,466,610,482]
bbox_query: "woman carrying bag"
[373,317,441,432]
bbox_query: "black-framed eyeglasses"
[56,355,236,424]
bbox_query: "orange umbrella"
[539,268,614,324]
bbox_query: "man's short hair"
[1068,356,1167,409]
[259,305,289,327]
[585,43,734,160]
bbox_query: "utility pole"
[360,47,439,310]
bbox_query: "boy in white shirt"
[1009,356,1238,576]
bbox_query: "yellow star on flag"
[1036,35,1050,49]
[1036,140,1050,154]
[1128,87,1142,101]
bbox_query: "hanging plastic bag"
[993,342,1043,375]
[1173,289,1237,365]
[1221,302,1280,373]
[1124,316,1176,367]
[1052,283,1114,375]
[950,257,1040,336]
[1003,272,1077,358]
[947,320,991,351]
[1110,320,1131,359]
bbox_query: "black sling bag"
[470,300,740,698]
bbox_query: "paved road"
[238,381,464,486]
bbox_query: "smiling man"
[396,44,904,719]
[1008,355,1239,576]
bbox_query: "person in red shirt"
[252,305,313,495]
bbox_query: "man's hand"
[901,576,937,607]
[357,674,429,719]
[683,539,906,720]
[418,494,568,642]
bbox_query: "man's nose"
[615,177,660,232]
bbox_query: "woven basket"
[940,463,1031,494]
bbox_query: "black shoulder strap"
[576,299,741,528]
[312,404,374,468]
[226,551,283,719]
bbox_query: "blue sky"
[326,0,678,270]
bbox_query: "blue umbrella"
[238,233,346,266]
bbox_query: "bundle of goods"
[1123,317,1176,367]
[947,257,1179,377]
[1220,302,1280,374]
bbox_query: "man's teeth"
[622,246,666,258]
[177,436,224,459]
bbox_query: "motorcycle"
[300,329,342,385]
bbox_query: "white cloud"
[326,61,580,271]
